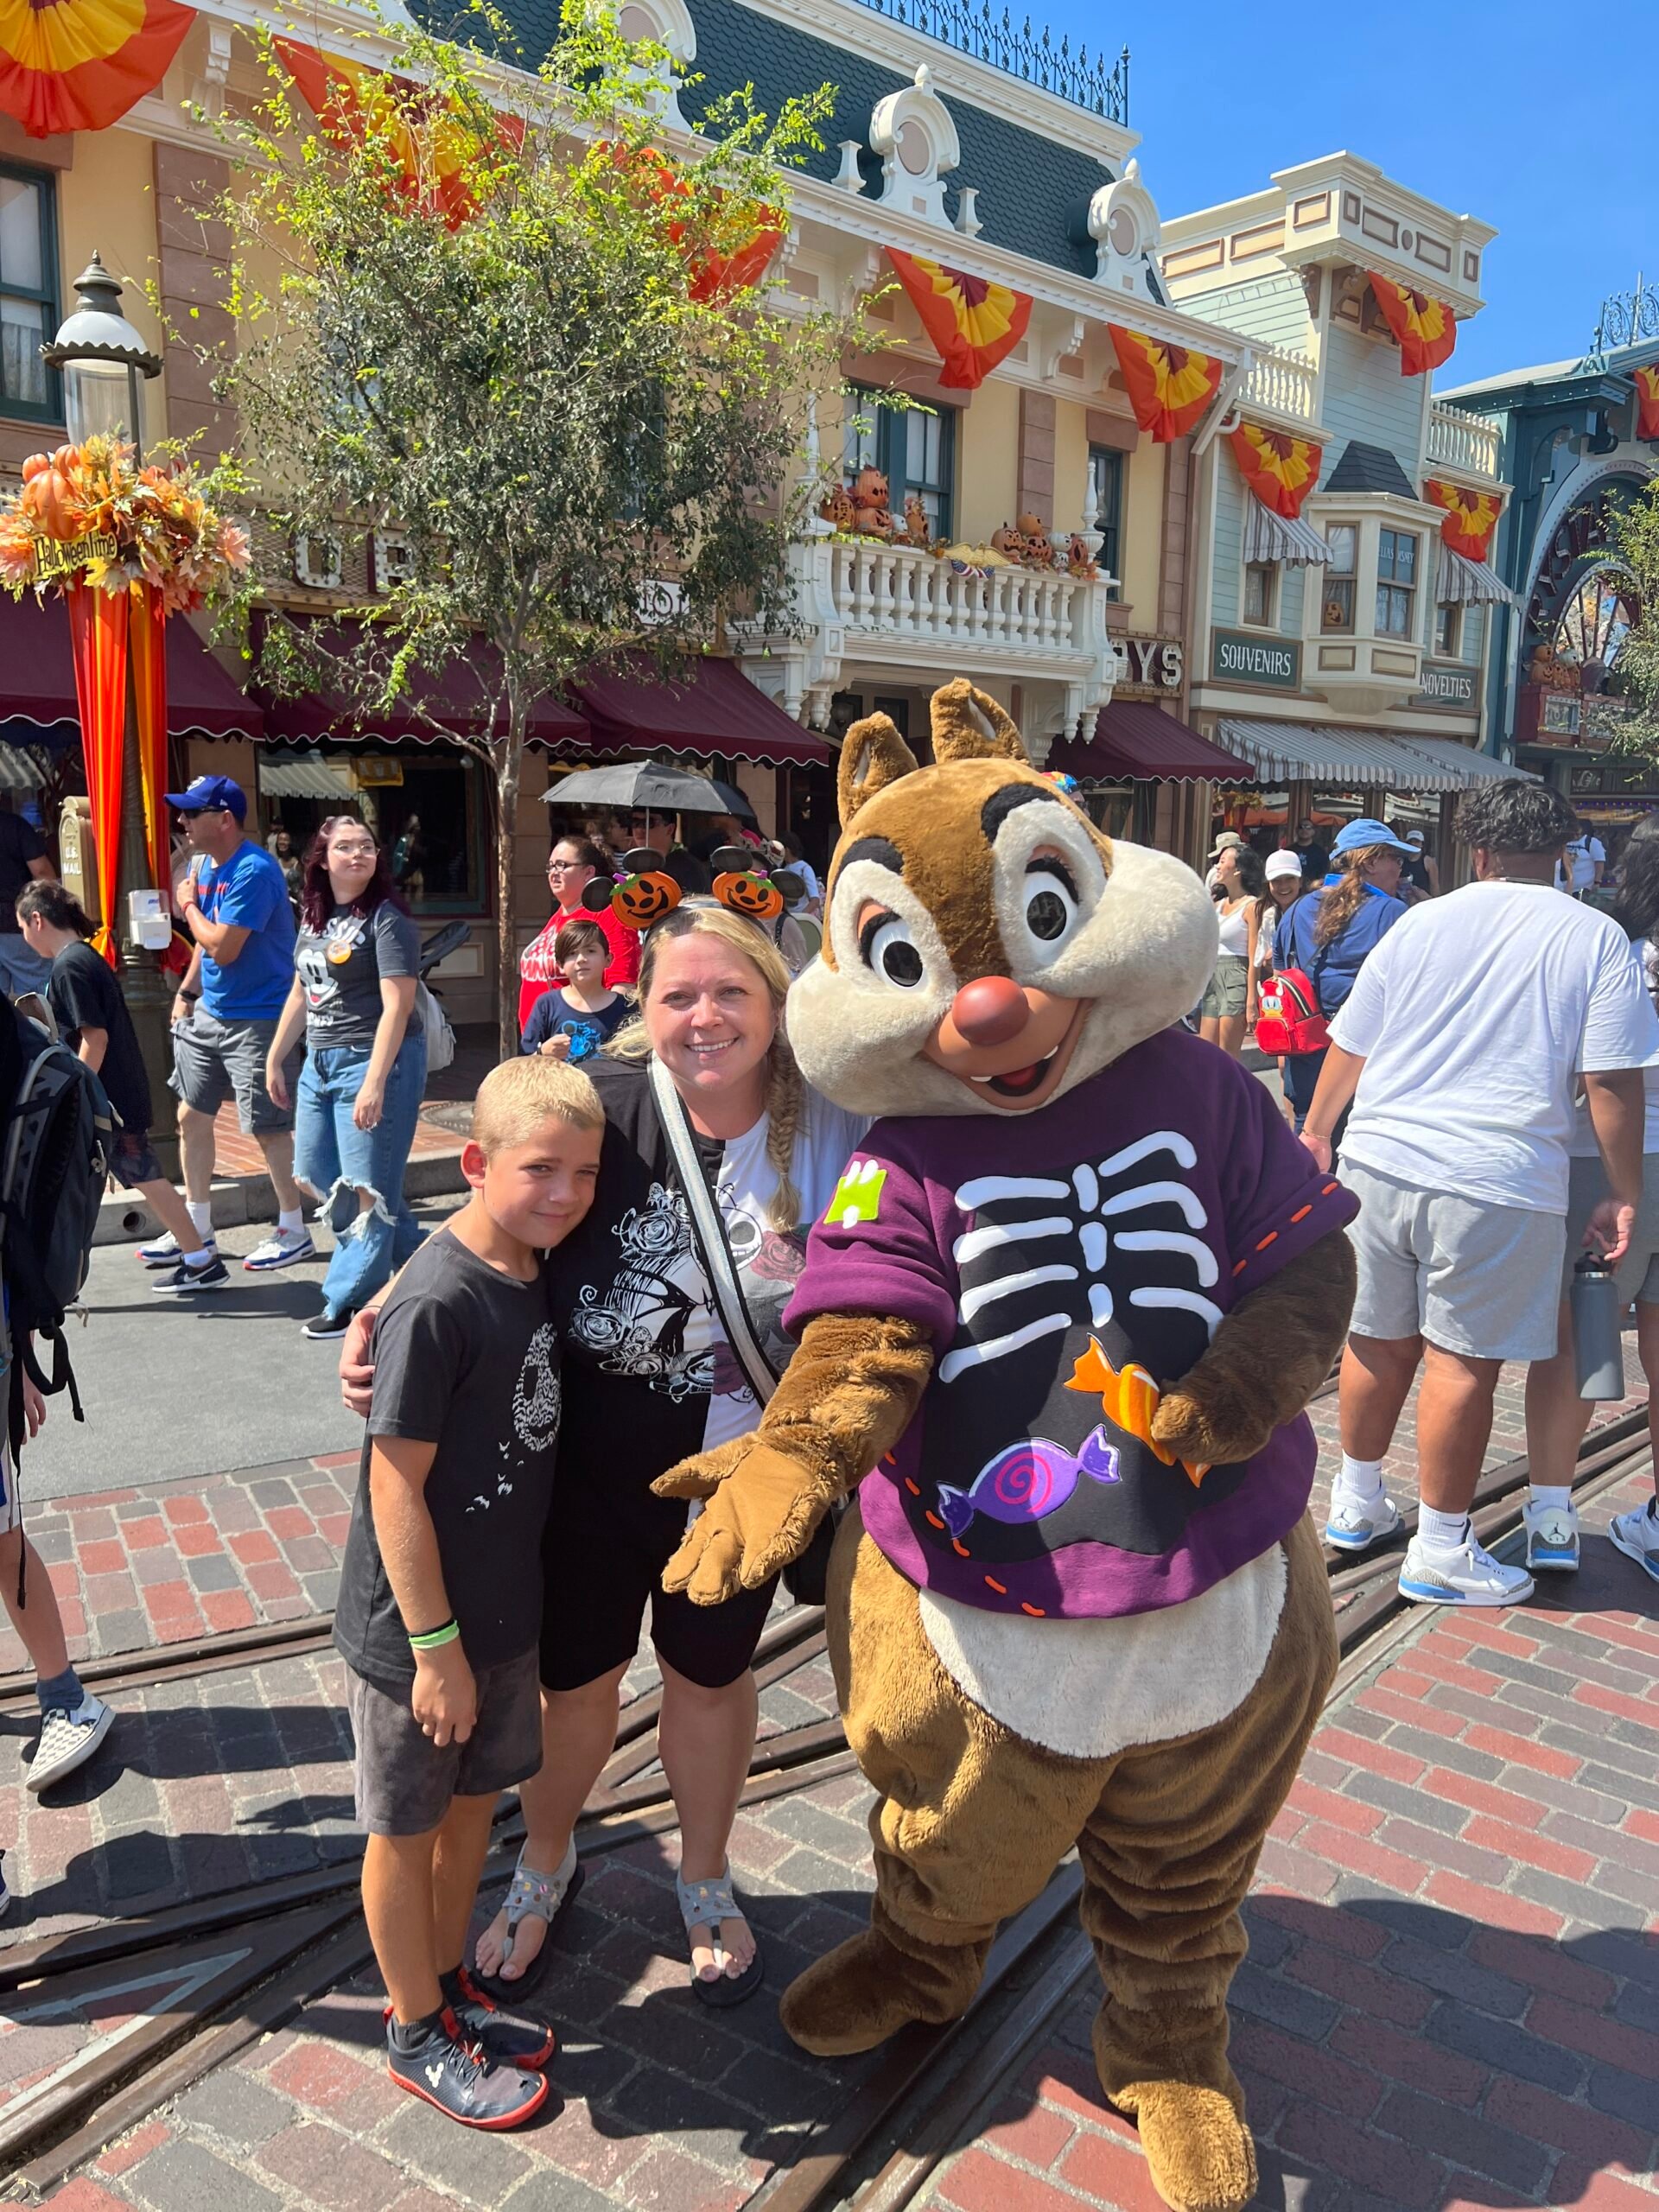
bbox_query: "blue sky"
[1033,0,1650,386]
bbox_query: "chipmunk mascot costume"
[656,683,1357,2212]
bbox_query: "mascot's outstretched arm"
[654,1313,934,1605]
[1151,1233,1356,1467]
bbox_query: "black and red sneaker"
[385,2007,548,2129]
[444,1967,556,2069]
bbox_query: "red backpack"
[1254,967,1330,1056]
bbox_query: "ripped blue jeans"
[294,1035,428,1318]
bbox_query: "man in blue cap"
[142,775,313,1290]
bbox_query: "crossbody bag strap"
[648,1055,779,1403]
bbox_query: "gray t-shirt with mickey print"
[334,1228,561,1690]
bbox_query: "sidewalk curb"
[92,1145,467,1247]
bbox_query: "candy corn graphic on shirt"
[785,1030,1357,1621]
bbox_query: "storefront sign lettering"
[1112,635,1185,691]
[31,531,120,585]
[1416,661,1477,708]
[1210,628,1300,690]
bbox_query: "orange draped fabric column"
[127,582,171,893]
[64,582,130,966]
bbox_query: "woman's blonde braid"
[762,1030,804,1232]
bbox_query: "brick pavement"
[9,1370,1659,2209]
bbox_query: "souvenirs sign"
[1210,628,1300,690]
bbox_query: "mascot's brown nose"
[951,976,1029,1046]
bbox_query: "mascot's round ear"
[929,679,1029,767]
[838,712,920,828]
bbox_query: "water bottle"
[1571,1254,1624,1401]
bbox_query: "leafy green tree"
[1609,476,1659,758]
[199,2,843,1051]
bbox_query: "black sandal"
[468,1837,584,2004]
[677,1864,763,2009]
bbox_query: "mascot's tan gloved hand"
[1149,1233,1357,1467]
[655,1440,841,1605]
[652,1312,937,1606]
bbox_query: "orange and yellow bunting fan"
[278,41,524,232]
[606,144,783,303]
[1367,275,1457,378]
[1108,325,1224,443]
[1228,423,1324,521]
[1423,477,1503,563]
[886,248,1033,390]
[1636,365,1659,442]
[0,0,194,137]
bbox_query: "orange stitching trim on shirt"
[984,1574,1008,1595]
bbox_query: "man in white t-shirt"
[1299,780,1657,1608]
[1554,832,1606,896]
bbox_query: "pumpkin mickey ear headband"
[582,848,682,932]
[708,844,804,924]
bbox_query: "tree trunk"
[495,717,524,1065]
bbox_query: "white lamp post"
[41,254,162,458]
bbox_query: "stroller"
[414,921,470,1075]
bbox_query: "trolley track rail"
[1,1412,1650,2205]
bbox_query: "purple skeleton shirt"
[785,1028,1357,1621]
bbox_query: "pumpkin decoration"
[989,521,1024,559]
[850,466,893,540]
[709,842,802,925]
[901,494,930,550]
[582,849,682,932]
[818,482,857,532]
[21,449,81,541]
[1066,534,1099,580]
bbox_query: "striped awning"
[257,755,359,801]
[1217,718,1535,793]
[0,743,51,792]
[1399,738,1538,786]
[1437,545,1515,606]
[1243,495,1332,567]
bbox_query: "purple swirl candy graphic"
[937,1426,1120,1540]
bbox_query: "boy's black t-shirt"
[519,988,632,1064]
[334,1228,562,1690]
[48,940,153,1133]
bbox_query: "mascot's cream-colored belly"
[918,1546,1287,1760]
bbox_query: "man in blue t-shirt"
[148,775,315,1291]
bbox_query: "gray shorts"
[1560,1154,1659,1305]
[1200,954,1249,1020]
[169,1012,294,1135]
[1343,1158,1566,1363]
[346,1649,543,1836]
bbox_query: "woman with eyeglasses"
[518,835,639,1038]
[265,816,427,1339]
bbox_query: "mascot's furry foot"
[1098,2012,1256,2212]
[779,1928,974,2056]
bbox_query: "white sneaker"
[137,1229,215,1269]
[1325,1493,1403,1553]
[28,1694,114,1793]
[1399,1529,1535,1608]
[242,1226,316,1273]
[1607,1502,1659,1585]
[1522,1501,1580,1573]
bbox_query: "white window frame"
[1242,558,1278,630]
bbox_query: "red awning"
[255,620,588,747]
[573,657,832,768]
[0,593,264,741]
[1049,699,1254,785]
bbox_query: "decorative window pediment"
[1089,160,1161,303]
[616,0,696,128]
[868,66,961,229]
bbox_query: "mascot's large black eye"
[1020,860,1080,958]
[1027,889,1068,940]
[860,912,925,989]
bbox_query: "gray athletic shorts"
[346,1649,543,1836]
[1560,1154,1659,1305]
[1343,1158,1566,1363]
[169,1011,293,1135]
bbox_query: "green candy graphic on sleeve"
[825,1159,887,1230]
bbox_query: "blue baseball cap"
[1331,817,1414,859]
[165,773,247,822]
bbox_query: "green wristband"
[409,1618,460,1652]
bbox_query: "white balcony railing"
[828,538,1087,652]
[1427,404,1504,483]
[1240,346,1319,428]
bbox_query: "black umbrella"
[543,762,755,819]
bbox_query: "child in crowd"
[332,1055,603,2128]
[518,918,632,1064]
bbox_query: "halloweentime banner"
[0,0,194,137]
[1228,423,1324,521]
[1423,477,1503,563]
[1108,326,1224,443]
[1367,275,1458,377]
[886,249,1033,390]
[1636,365,1659,442]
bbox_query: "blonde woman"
[343,904,863,2010]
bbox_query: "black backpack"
[0,1002,117,1485]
